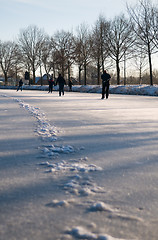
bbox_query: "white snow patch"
[46,198,76,208]
[39,161,50,166]
[97,234,128,240]
[65,177,104,196]
[50,144,75,154]
[67,226,128,240]
[80,157,89,161]
[72,84,158,97]
[1,94,8,97]
[41,144,75,158]
[48,161,102,173]
[80,146,85,150]
[40,157,103,196]
[89,202,114,213]
[14,98,59,142]
[41,148,60,158]
[67,226,97,239]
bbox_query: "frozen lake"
[0,89,158,240]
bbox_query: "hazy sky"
[0,0,143,41]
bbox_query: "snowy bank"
[1,84,158,96]
[71,84,158,96]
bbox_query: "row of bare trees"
[0,0,158,86]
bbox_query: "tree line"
[0,0,158,86]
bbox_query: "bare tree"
[0,41,17,85]
[106,14,135,85]
[39,37,59,84]
[18,25,47,84]
[51,30,75,79]
[127,0,157,85]
[91,16,111,84]
[75,23,92,85]
[153,7,158,52]
[133,46,148,84]
[39,36,52,84]
[73,37,84,85]
[11,44,24,85]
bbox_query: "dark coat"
[19,79,23,86]
[101,72,111,85]
[48,78,55,86]
[56,75,66,87]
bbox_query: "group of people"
[48,70,111,99]
[48,73,73,96]
[48,73,66,96]
[17,71,111,99]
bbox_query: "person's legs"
[102,83,105,99]
[106,83,109,99]
[59,86,62,96]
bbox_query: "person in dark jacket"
[48,74,55,93]
[101,70,111,99]
[17,79,23,91]
[68,79,73,91]
[56,74,66,96]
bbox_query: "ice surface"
[1,88,158,240]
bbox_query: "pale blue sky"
[0,0,142,41]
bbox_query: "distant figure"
[101,70,111,99]
[68,80,73,91]
[56,74,66,96]
[48,74,55,93]
[17,79,23,91]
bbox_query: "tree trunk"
[116,58,120,85]
[139,69,142,85]
[40,64,43,86]
[68,61,70,83]
[4,72,7,86]
[97,58,100,85]
[78,65,82,85]
[124,54,126,85]
[52,63,56,80]
[33,67,36,85]
[101,53,104,73]
[62,62,65,77]
[15,68,18,86]
[148,43,153,85]
[84,63,87,85]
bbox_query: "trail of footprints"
[14,97,141,240]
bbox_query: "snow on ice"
[71,84,158,97]
[66,226,127,240]
[42,160,102,173]
[1,83,158,96]
[13,96,104,197]
[46,198,76,208]
[14,98,59,142]
[89,202,115,213]
[1,86,152,240]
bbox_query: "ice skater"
[56,74,66,96]
[101,70,111,99]
[17,79,23,91]
[68,79,73,91]
[48,74,55,93]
